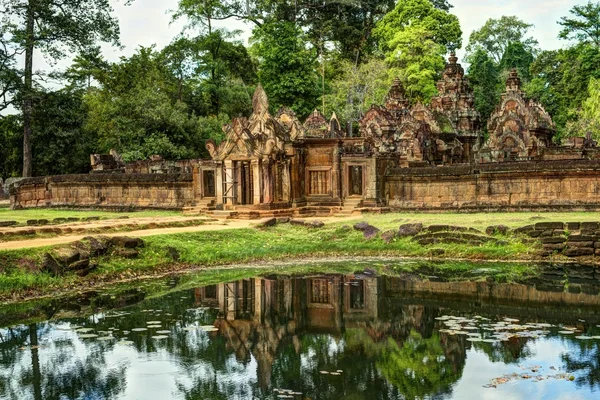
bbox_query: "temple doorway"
[202,170,215,197]
[349,166,363,196]
[240,161,253,205]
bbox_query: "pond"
[1,269,600,400]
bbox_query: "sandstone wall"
[10,174,194,210]
[386,160,600,211]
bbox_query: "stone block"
[566,241,594,248]
[0,221,17,227]
[535,222,564,230]
[68,259,90,271]
[564,248,594,257]
[485,225,510,235]
[353,222,371,231]
[566,222,580,230]
[41,253,63,276]
[305,220,325,228]
[114,249,139,259]
[381,230,397,244]
[363,225,380,240]
[255,217,277,228]
[540,230,555,237]
[541,237,566,244]
[567,235,596,242]
[543,243,566,251]
[398,223,423,237]
[581,222,600,230]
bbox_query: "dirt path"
[0,216,361,251]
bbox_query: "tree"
[250,21,320,118]
[62,47,110,90]
[499,41,535,81]
[324,57,390,125]
[431,0,453,11]
[374,0,463,53]
[0,29,21,114]
[1,0,122,177]
[373,0,461,102]
[465,16,539,63]
[467,48,500,126]
[559,1,600,47]
[0,114,22,178]
[565,77,600,139]
[385,25,446,102]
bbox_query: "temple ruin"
[10,55,600,214]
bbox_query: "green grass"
[7,210,595,301]
[0,208,181,224]
[351,211,600,231]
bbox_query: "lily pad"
[131,328,148,332]
[151,335,169,340]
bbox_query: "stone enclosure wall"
[10,174,194,210]
[386,160,600,211]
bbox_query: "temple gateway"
[10,55,600,214]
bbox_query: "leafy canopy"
[559,1,600,47]
[465,16,539,63]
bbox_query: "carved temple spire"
[253,84,270,115]
[385,78,410,113]
[505,69,522,93]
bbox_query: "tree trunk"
[22,0,35,177]
[29,323,42,400]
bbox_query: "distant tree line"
[1,0,599,178]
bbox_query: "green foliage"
[499,42,535,81]
[374,0,461,103]
[526,44,600,140]
[565,77,600,138]
[378,331,461,399]
[386,25,446,102]
[468,49,500,126]
[559,1,600,47]
[323,57,390,125]
[465,16,538,63]
[0,115,22,178]
[251,21,320,118]
[30,88,94,176]
[374,0,463,52]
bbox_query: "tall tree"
[431,0,453,11]
[467,49,500,126]
[499,41,535,81]
[1,0,122,177]
[374,0,462,102]
[559,1,600,47]
[465,16,539,63]
[250,21,320,118]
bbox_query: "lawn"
[0,208,181,224]
[347,211,600,232]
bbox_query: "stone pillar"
[253,278,263,323]
[282,160,291,202]
[225,281,237,320]
[192,166,201,200]
[224,160,236,206]
[236,161,243,205]
[332,146,341,199]
[262,160,272,204]
[215,162,224,205]
[252,159,262,205]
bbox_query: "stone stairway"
[182,199,216,215]
[338,197,362,215]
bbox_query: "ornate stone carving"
[303,109,329,138]
[206,85,288,161]
[481,69,556,162]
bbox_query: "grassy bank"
[0,219,545,302]
[0,208,180,224]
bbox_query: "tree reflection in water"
[1,274,600,400]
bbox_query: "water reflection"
[1,274,600,400]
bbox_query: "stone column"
[192,166,201,200]
[252,159,262,205]
[236,161,243,205]
[332,146,341,199]
[262,160,272,204]
[253,278,263,323]
[282,160,291,202]
[224,160,236,206]
[215,162,224,205]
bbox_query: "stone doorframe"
[341,161,367,199]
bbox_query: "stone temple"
[9,55,600,215]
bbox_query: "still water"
[1,272,600,400]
